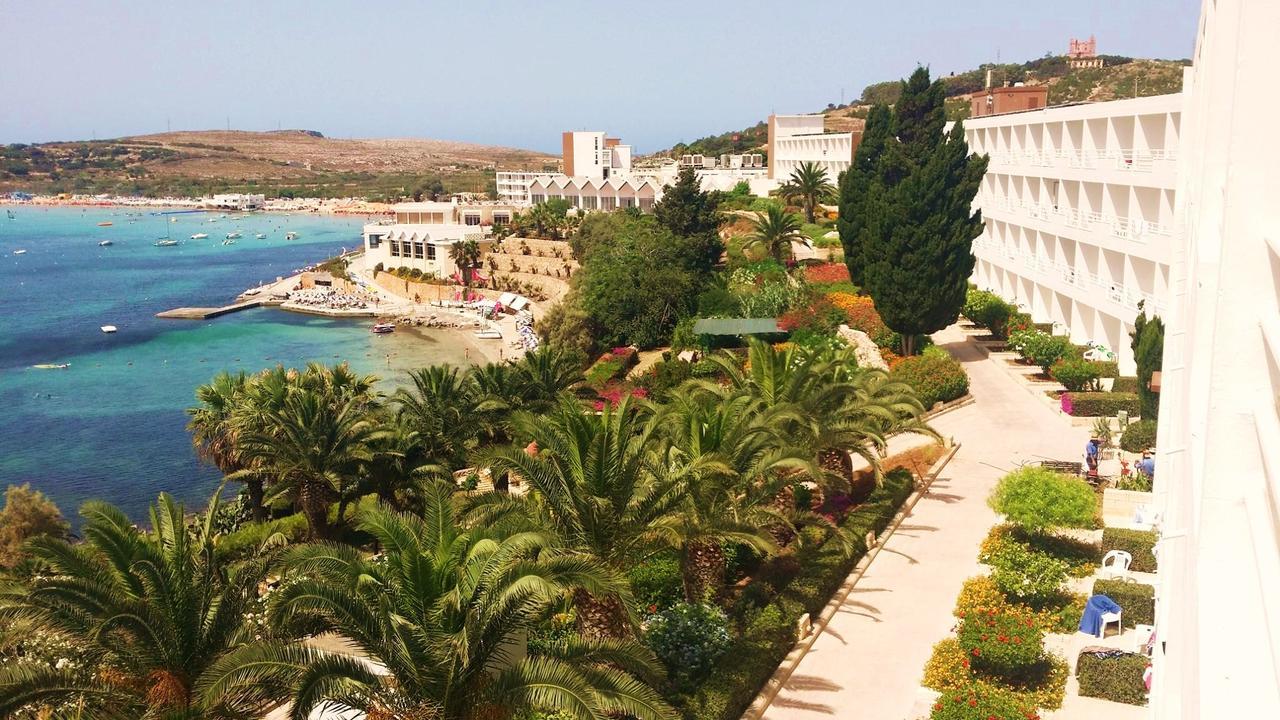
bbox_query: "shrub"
[954,576,1009,618]
[1119,419,1158,453]
[803,262,850,285]
[215,513,308,561]
[1076,651,1149,705]
[1112,376,1139,393]
[1091,360,1120,379]
[1061,391,1140,418]
[644,602,733,686]
[1008,329,1072,373]
[1049,357,1101,391]
[778,295,846,335]
[963,289,1016,339]
[929,683,1038,720]
[1101,528,1158,572]
[985,542,1070,605]
[979,524,1098,578]
[988,467,1097,533]
[1091,580,1155,628]
[956,608,1044,681]
[629,553,683,613]
[890,353,969,409]
[828,292,899,349]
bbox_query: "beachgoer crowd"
[288,287,381,310]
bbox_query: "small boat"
[170,217,177,223]
[191,233,209,239]
[13,249,28,255]
[285,231,299,240]
[155,239,179,247]
[6,210,14,219]
[225,232,242,239]
[207,218,218,223]
[474,329,503,340]
[100,325,117,334]
[371,323,396,334]
[254,233,266,239]
[33,363,70,370]
[98,239,113,246]
[97,221,112,227]
[222,238,236,245]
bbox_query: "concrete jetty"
[155,299,275,319]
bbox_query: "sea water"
[0,206,471,521]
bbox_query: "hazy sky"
[1,0,1200,153]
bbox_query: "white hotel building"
[964,92,1182,373]
[767,113,860,183]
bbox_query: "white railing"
[973,240,1167,316]
[982,147,1179,174]
[974,194,1174,242]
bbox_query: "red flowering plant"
[1059,393,1074,415]
[929,682,1039,720]
[803,262,850,285]
[593,384,648,411]
[777,296,845,335]
[957,608,1045,681]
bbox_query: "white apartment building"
[1150,0,1280,716]
[767,114,859,183]
[495,171,557,205]
[361,200,514,279]
[205,193,265,210]
[964,92,1182,373]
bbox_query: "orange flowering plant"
[957,608,1045,681]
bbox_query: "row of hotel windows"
[530,194,653,211]
[392,212,511,226]
[384,240,437,260]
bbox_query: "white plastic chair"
[1101,550,1133,580]
[1098,608,1123,638]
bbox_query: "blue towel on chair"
[1079,594,1122,635]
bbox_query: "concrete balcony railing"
[974,195,1175,241]
[972,239,1167,316]
[980,147,1178,174]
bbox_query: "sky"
[0,0,1201,153]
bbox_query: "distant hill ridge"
[662,54,1190,158]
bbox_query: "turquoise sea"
[0,205,472,521]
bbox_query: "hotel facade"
[360,200,517,279]
[963,92,1182,373]
[766,113,862,184]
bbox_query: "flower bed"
[890,350,970,409]
[584,346,638,388]
[1060,392,1140,418]
[803,262,850,285]
[957,608,1045,680]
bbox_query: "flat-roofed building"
[963,91,1182,373]
[766,113,862,183]
[970,84,1050,118]
[205,193,265,210]
[361,200,516,279]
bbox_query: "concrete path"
[760,325,1089,720]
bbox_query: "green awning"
[692,318,784,336]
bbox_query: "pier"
[155,298,276,319]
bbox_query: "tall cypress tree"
[838,103,892,287]
[653,166,724,276]
[860,67,988,355]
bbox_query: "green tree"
[860,67,989,355]
[394,366,481,471]
[448,238,482,289]
[188,370,268,521]
[743,205,805,263]
[780,161,836,224]
[653,166,724,274]
[0,492,283,719]
[838,103,892,287]
[537,293,598,358]
[469,397,681,638]
[0,484,69,570]
[200,487,675,720]
[1130,308,1164,420]
[988,466,1097,533]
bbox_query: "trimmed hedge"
[1077,651,1149,705]
[1061,391,1140,418]
[684,470,915,719]
[1112,376,1140,393]
[1119,419,1158,453]
[1101,528,1158,573]
[215,513,308,561]
[890,352,970,409]
[1091,360,1120,379]
[1092,579,1155,628]
[1049,357,1101,392]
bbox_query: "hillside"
[0,130,557,201]
[662,55,1190,157]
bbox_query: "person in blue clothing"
[1085,437,1101,479]
[1137,450,1155,480]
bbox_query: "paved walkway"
[760,324,1088,720]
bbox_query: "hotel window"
[582,196,597,210]
[601,197,616,211]
[413,242,425,259]
[427,244,437,261]
[620,197,635,208]
[531,193,545,204]
[367,234,382,249]
[493,213,510,225]
[389,240,400,257]
[396,213,408,223]
[464,214,481,226]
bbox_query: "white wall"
[1152,1,1280,717]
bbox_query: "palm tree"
[468,397,682,638]
[448,238,482,290]
[238,388,378,539]
[780,161,836,224]
[743,204,807,263]
[0,492,283,719]
[649,391,816,600]
[394,365,481,470]
[361,413,447,513]
[189,370,266,521]
[198,487,677,720]
[514,344,587,410]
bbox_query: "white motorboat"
[285,231,299,240]
[100,325,117,334]
[474,329,502,340]
[98,240,113,246]
[13,249,27,255]
[191,233,209,239]
[255,233,266,239]
[371,323,396,334]
[225,232,242,239]
[155,239,179,247]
